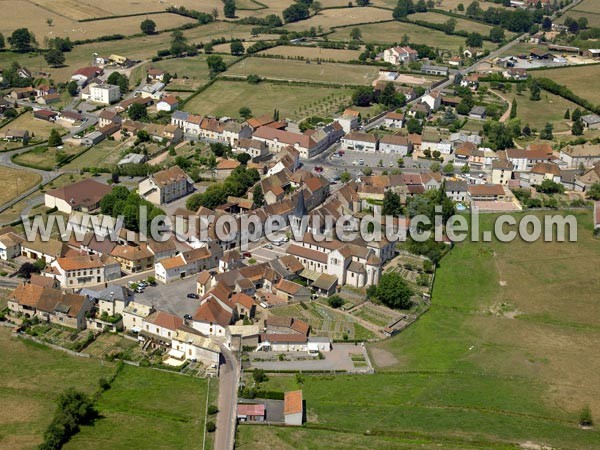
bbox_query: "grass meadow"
[183,80,352,121]
[532,64,600,108]
[238,211,600,449]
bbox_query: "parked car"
[184,314,192,320]
[243,252,252,258]
[358,159,365,166]
[265,244,273,249]
[187,293,199,299]
[135,287,144,293]
[314,166,323,173]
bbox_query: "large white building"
[87,84,121,105]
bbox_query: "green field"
[132,54,239,87]
[331,21,496,52]
[62,140,129,171]
[65,365,212,449]
[12,145,82,171]
[500,86,580,133]
[227,57,379,85]
[410,11,498,36]
[183,80,352,121]
[239,211,600,449]
[0,329,114,448]
[532,64,600,108]
[0,328,212,449]
[283,7,393,32]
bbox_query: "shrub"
[208,405,218,415]
[206,421,216,432]
[327,295,344,309]
[579,406,593,427]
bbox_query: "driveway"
[248,343,373,373]
[214,345,239,450]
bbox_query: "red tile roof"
[284,390,303,415]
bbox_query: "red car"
[314,166,324,173]
[243,252,252,258]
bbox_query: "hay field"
[533,64,600,107]
[283,7,393,32]
[411,11,499,36]
[0,2,196,41]
[227,57,379,84]
[0,167,42,206]
[332,21,496,52]
[258,45,362,61]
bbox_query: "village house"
[141,311,183,341]
[559,143,600,168]
[155,246,220,283]
[2,129,29,143]
[336,108,361,133]
[383,46,418,64]
[139,166,194,205]
[147,68,165,81]
[44,179,112,214]
[444,180,469,203]
[70,66,103,87]
[21,236,69,264]
[528,161,562,185]
[378,134,412,156]
[192,296,234,336]
[252,124,342,159]
[340,132,377,152]
[581,115,600,130]
[215,159,241,179]
[122,301,154,332]
[274,279,311,303]
[383,111,404,129]
[156,95,179,112]
[422,91,442,111]
[8,285,93,330]
[110,244,154,273]
[48,254,121,288]
[171,328,221,365]
[491,158,514,185]
[504,147,554,172]
[237,404,266,423]
[0,230,24,260]
[98,109,122,128]
[85,84,121,105]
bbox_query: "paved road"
[214,344,239,450]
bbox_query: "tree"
[541,16,552,31]
[48,129,63,147]
[577,17,588,31]
[564,108,570,120]
[128,102,148,121]
[204,42,214,54]
[586,183,600,200]
[246,74,261,84]
[406,118,422,134]
[207,55,227,76]
[350,27,362,41]
[382,190,402,216]
[352,86,375,106]
[107,72,128,94]
[571,120,584,136]
[44,48,65,67]
[224,0,236,18]
[340,171,351,183]
[461,163,470,173]
[529,80,541,101]
[46,18,53,27]
[572,108,582,122]
[66,80,78,96]
[239,106,252,119]
[356,0,370,5]
[510,98,517,119]
[206,421,216,433]
[466,0,481,17]
[457,3,464,11]
[253,184,265,207]
[327,295,344,308]
[9,28,35,52]
[140,19,157,35]
[540,122,553,140]
[0,33,4,49]
[170,30,188,56]
[237,152,251,165]
[283,3,310,23]
[17,262,40,279]
[538,179,564,194]
[442,163,454,174]
[230,41,245,56]
[374,272,413,309]
[522,124,531,137]
[253,369,267,383]
[489,26,504,43]
[362,167,373,176]
[393,0,414,20]
[445,18,457,34]
[465,32,483,48]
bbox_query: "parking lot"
[130,276,200,317]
